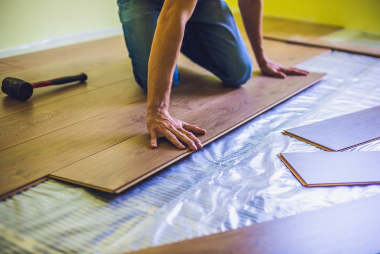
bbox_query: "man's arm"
[147,0,206,151]
[238,0,308,78]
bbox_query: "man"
[118,0,308,151]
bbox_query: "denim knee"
[221,58,253,87]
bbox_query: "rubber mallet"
[1,73,88,101]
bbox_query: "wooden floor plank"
[0,50,132,119]
[0,36,127,69]
[51,72,324,193]
[0,80,145,151]
[129,194,380,254]
[0,62,23,75]
[0,91,190,199]
[272,35,380,58]
[240,15,380,58]
[0,46,130,86]
[261,16,342,40]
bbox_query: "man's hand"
[147,110,206,150]
[259,59,309,79]
[238,0,309,80]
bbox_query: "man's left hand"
[260,60,309,79]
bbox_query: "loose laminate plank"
[129,194,380,254]
[283,105,380,151]
[279,151,380,187]
[51,72,325,193]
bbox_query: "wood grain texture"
[1,25,329,200]
[129,194,380,254]
[0,58,132,120]
[0,100,148,198]
[253,16,380,58]
[0,36,127,69]
[0,62,23,75]
[276,35,380,58]
[283,105,380,151]
[279,152,380,187]
[262,16,342,40]
[51,73,325,193]
[0,80,145,151]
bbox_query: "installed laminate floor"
[0,21,328,199]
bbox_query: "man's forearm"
[147,1,197,115]
[238,0,267,67]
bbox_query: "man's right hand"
[146,109,206,151]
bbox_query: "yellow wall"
[0,0,120,51]
[2,0,379,52]
[226,0,380,34]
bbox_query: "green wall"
[226,0,380,34]
[0,0,120,51]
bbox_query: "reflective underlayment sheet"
[1,51,380,253]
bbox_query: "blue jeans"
[118,0,253,92]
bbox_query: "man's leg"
[181,0,252,87]
[117,0,180,92]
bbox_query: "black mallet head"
[2,77,34,101]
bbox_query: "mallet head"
[2,77,34,101]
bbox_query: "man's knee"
[221,58,253,87]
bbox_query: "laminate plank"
[0,47,130,86]
[51,72,325,193]
[261,16,342,40]
[0,62,22,75]
[0,80,145,151]
[279,151,380,187]
[0,36,127,69]
[283,105,380,151]
[0,94,187,200]
[246,16,380,58]
[274,35,380,58]
[1,83,98,118]
[0,100,144,199]
[129,193,380,254]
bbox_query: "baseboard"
[0,27,123,59]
